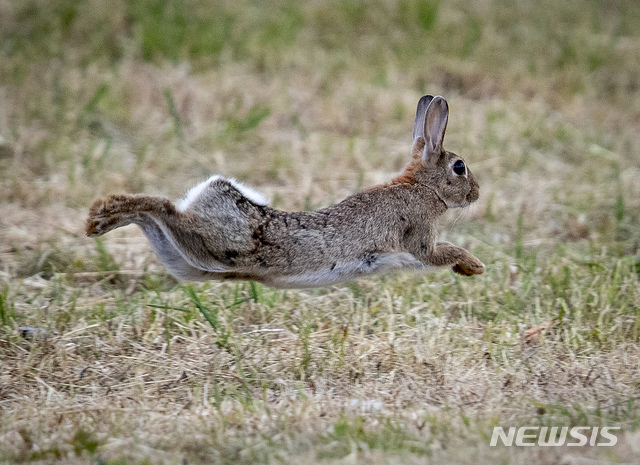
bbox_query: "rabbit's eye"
[453,160,466,176]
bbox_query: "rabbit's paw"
[452,255,485,276]
[85,198,126,237]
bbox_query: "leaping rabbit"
[86,95,484,288]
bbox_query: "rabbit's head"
[403,95,479,208]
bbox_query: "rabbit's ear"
[412,95,434,141]
[423,96,449,160]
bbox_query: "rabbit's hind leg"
[137,217,216,281]
[86,194,173,237]
[85,194,220,280]
[86,193,238,276]
[87,193,233,274]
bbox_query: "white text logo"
[489,426,620,446]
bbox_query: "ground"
[1,0,640,464]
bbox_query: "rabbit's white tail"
[176,175,269,212]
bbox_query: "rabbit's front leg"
[430,241,484,276]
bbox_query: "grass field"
[1,0,640,463]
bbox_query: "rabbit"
[85,95,484,288]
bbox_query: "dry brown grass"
[2,270,640,464]
[1,0,640,463]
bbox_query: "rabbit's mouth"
[451,190,479,208]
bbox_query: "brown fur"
[85,95,484,288]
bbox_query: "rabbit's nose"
[467,183,480,203]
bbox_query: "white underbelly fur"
[269,252,427,288]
